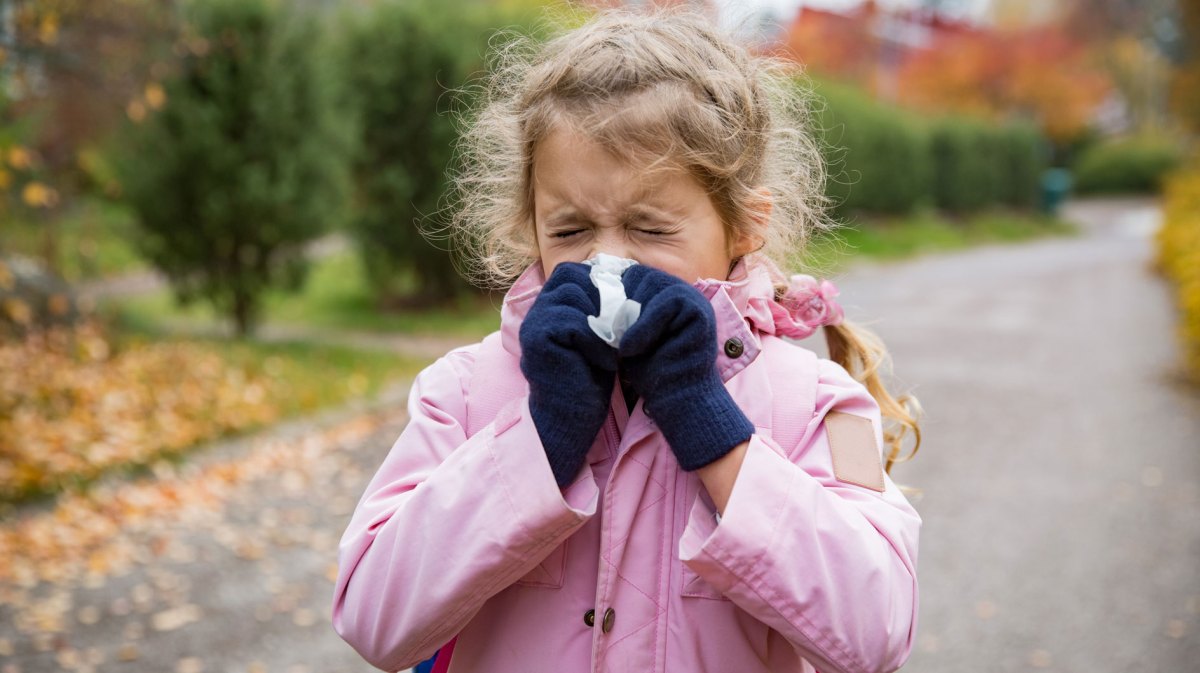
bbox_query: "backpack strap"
[759,335,821,455]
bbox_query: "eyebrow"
[543,212,584,228]
[543,206,670,228]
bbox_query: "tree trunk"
[232,288,255,338]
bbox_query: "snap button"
[584,609,595,627]
[723,337,744,358]
[601,607,615,633]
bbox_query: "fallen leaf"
[175,657,204,673]
[152,604,201,632]
[117,643,139,662]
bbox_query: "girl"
[332,7,923,673]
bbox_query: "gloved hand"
[519,262,619,488]
[619,264,754,471]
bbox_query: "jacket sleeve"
[331,345,600,672]
[678,357,921,673]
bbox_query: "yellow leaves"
[0,402,392,649]
[117,643,140,662]
[127,82,167,123]
[127,99,147,123]
[176,657,206,673]
[7,146,33,170]
[291,608,316,627]
[3,297,32,325]
[151,604,202,632]
[21,181,59,208]
[38,11,60,45]
[1,403,380,565]
[145,82,167,110]
[0,322,291,501]
[1155,166,1200,381]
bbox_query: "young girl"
[332,8,922,673]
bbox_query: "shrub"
[1074,134,1184,195]
[1155,165,1200,381]
[994,122,1045,209]
[813,80,932,216]
[111,0,353,336]
[929,117,999,214]
[811,80,1045,216]
[334,0,542,305]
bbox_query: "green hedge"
[812,80,1046,216]
[995,122,1044,209]
[815,81,932,215]
[1073,134,1184,194]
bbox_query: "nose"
[587,228,634,262]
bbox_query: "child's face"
[532,126,759,284]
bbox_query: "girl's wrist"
[696,440,750,516]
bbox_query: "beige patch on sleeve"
[825,411,886,492]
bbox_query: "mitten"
[618,264,754,471]
[519,262,619,488]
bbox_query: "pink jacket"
[332,257,921,673]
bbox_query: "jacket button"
[601,607,615,633]
[584,609,595,627]
[723,337,744,358]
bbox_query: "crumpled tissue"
[582,253,641,348]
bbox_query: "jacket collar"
[499,255,785,383]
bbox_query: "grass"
[1,197,145,282]
[110,330,434,416]
[107,249,503,339]
[791,207,1079,277]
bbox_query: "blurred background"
[0,0,1198,671]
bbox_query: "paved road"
[2,198,1196,672]
[809,198,1200,671]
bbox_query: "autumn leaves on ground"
[0,318,443,673]
[3,0,1198,672]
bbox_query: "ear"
[729,187,771,257]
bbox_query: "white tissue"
[582,253,641,348]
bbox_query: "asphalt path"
[814,198,1200,671]
[2,198,1196,673]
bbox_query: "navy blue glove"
[619,264,754,471]
[519,262,618,488]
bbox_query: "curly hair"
[436,4,920,471]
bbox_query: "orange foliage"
[779,4,1111,142]
[780,7,877,82]
[898,25,1111,141]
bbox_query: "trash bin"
[1040,168,1072,215]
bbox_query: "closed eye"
[551,230,583,239]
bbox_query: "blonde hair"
[440,5,920,471]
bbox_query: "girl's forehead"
[532,126,690,198]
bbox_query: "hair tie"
[770,274,845,339]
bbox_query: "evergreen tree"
[112,0,353,336]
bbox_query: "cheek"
[538,243,590,278]
[631,252,696,283]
